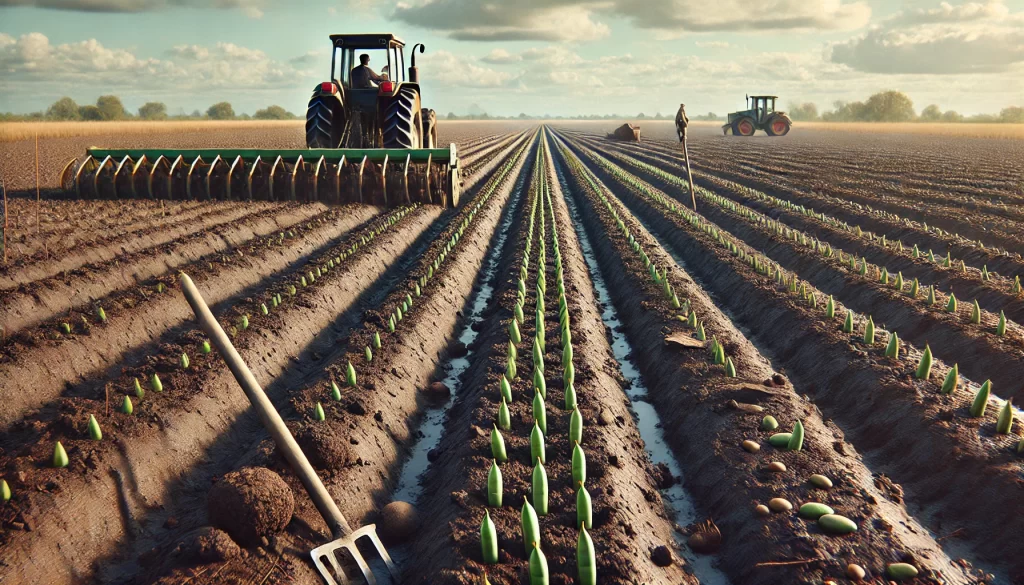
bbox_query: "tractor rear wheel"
[733,117,756,137]
[422,108,438,148]
[765,117,791,136]
[382,86,422,149]
[305,95,342,148]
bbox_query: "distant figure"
[351,54,387,89]
[675,103,689,142]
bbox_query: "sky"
[0,0,1022,117]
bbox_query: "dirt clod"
[207,467,294,547]
[378,501,418,544]
[755,504,770,517]
[742,440,760,453]
[598,409,614,425]
[847,563,867,581]
[650,544,674,567]
[424,381,451,400]
[767,461,787,472]
[293,422,350,471]
[768,498,792,512]
[179,526,241,562]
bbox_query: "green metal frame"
[85,146,456,165]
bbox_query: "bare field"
[1,122,1022,585]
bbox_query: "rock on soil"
[378,501,418,544]
[208,467,294,547]
[423,381,451,400]
[292,421,350,471]
[650,544,674,567]
[178,526,241,562]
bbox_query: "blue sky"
[1,0,1022,117]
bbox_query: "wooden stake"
[1,174,7,265]
[35,132,41,233]
[682,134,696,211]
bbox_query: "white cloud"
[831,1,1024,74]
[420,50,515,87]
[480,49,522,64]
[695,40,730,49]
[0,0,266,17]
[390,0,870,41]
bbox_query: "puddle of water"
[391,172,528,505]
[556,163,733,585]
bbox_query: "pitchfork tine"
[178,272,399,585]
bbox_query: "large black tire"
[305,94,341,148]
[421,108,437,149]
[382,86,422,149]
[732,117,757,137]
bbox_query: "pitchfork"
[179,272,399,585]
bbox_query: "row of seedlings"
[552,131,1024,579]
[607,131,1024,271]
[570,138,1024,402]
[551,132,989,584]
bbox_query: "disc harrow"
[60,146,461,208]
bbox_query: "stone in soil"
[423,381,451,400]
[178,526,241,562]
[767,461,786,472]
[742,440,760,453]
[650,544,674,567]
[378,501,418,544]
[768,498,792,512]
[207,467,294,547]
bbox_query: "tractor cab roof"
[750,95,778,99]
[329,33,405,49]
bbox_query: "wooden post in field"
[35,132,41,233]
[675,104,697,211]
[1,174,7,265]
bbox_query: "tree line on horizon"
[0,96,298,122]
[787,90,1023,124]
[1,91,1021,124]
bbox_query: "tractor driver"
[351,54,388,89]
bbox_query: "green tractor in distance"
[722,95,792,136]
[306,33,436,149]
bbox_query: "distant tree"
[862,90,915,122]
[636,112,646,118]
[518,112,527,119]
[1000,106,1024,124]
[206,102,235,120]
[966,113,998,123]
[138,102,168,120]
[447,112,457,120]
[46,97,80,121]
[787,102,819,121]
[190,109,203,118]
[920,104,942,121]
[941,110,963,123]
[238,113,251,120]
[96,95,129,120]
[79,105,103,121]
[253,105,294,120]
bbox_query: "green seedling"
[927,285,937,306]
[52,441,69,468]
[261,303,269,316]
[970,380,992,417]
[1,479,10,502]
[885,332,900,358]
[725,357,737,378]
[996,311,1007,336]
[564,383,577,411]
[843,311,854,333]
[564,362,575,388]
[488,460,503,507]
[330,381,341,401]
[863,316,876,344]
[971,300,981,324]
[481,510,499,564]
[946,292,958,313]
[314,402,326,421]
[577,525,596,585]
[533,391,548,435]
[996,399,1014,434]
[239,315,249,330]
[825,296,835,318]
[60,322,71,334]
[201,340,211,354]
[940,364,959,394]
[788,420,804,451]
[569,406,584,445]
[761,415,778,431]
[510,319,522,344]
[533,461,549,515]
[491,425,508,462]
[122,395,134,415]
[909,278,919,298]
[521,500,541,555]
[529,544,549,585]
[180,353,190,369]
[533,369,547,399]
[572,443,587,486]
[373,332,382,349]
[365,346,372,362]
[577,483,592,529]
[97,306,107,323]
[87,414,102,441]
[506,354,517,381]
[345,361,357,387]
[916,345,933,380]
[531,423,546,465]
[151,373,163,393]
[498,398,511,430]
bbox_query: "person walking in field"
[675,103,689,142]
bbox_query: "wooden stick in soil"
[682,134,696,211]
[35,132,40,233]
[1,173,7,265]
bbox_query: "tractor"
[306,33,437,150]
[722,95,792,137]
[63,32,460,207]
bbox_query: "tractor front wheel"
[766,117,791,136]
[382,87,423,149]
[733,117,756,137]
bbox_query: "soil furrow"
[1,202,330,336]
[0,204,441,585]
[553,130,1024,582]
[552,131,985,585]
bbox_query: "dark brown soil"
[553,129,1021,582]
[208,467,294,547]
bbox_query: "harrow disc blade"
[70,146,461,207]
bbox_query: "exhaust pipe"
[409,43,425,83]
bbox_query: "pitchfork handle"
[178,272,354,539]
